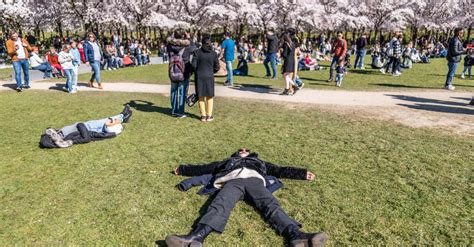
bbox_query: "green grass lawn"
[0,91,472,245]
[0,68,13,81]
[64,56,474,91]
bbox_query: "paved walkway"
[1,81,473,134]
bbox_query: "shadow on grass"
[386,94,469,107]
[348,69,381,75]
[233,83,280,94]
[1,83,17,90]
[397,103,474,115]
[127,100,200,119]
[371,83,440,89]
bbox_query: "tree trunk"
[467,24,472,40]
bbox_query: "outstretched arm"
[265,161,314,181]
[174,161,222,177]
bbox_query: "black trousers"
[198,177,299,234]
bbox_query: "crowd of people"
[3,27,473,112]
[3,31,153,92]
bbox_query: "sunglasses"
[238,148,250,153]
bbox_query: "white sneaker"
[445,85,456,91]
[380,68,386,74]
[393,71,402,77]
[69,90,77,94]
[461,74,465,79]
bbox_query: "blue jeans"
[90,61,101,83]
[328,56,340,80]
[354,49,365,68]
[445,62,459,87]
[12,59,30,88]
[85,114,124,133]
[64,69,73,92]
[226,61,233,84]
[170,79,189,115]
[32,62,52,78]
[264,53,277,78]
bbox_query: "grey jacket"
[447,36,465,63]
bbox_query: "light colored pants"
[198,97,214,117]
[71,65,78,92]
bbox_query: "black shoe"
[326,78,333,82]
[15,87,22,92]
[280,89,289,95]
[165,224,212,247]
[285,225,328,247]
[470,98,474,106]
[22,85,31,89]
[121,104,132,123]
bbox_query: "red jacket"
[332,39,347,58]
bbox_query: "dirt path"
[1,81,473,135]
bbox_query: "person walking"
[445,28,466,91]
[6,30,32,92]
[221,31,235,86]
[83,32,103,89]
[58,44,76,94]
[167,30,198,118]
[280,29,298,95]
[354,34,367,69]
[327,32,347,82]
[264,28,278,79]
[380,32,403,76]
[70,41,82,93]
[192,35,220,122]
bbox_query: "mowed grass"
[63,56,474,91]
[0,68,13,81]
[0,91,472,246]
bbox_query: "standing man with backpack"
[167,30,198,118]
[221,32,235,87]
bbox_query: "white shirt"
[29,53,44,67]
[58,51,74,69]
[15,38,26,59]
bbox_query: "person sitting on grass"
[165,148,328,247]
[40,105,132,148]
[233,55,248,76]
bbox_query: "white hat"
[105,124,123,135]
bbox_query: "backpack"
[169,48,186,82]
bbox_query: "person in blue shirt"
[220,32,235,86]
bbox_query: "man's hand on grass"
[173,167,179,175]
[306,171,315,181]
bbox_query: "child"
[58,44,76,93]
[461,49,473,79]
[335,59,345,87]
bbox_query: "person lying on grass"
[40,105,132,148]
[166,148,328,247]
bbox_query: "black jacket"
[177,174,283,195]
[266,34,279,54]
[191,43,220,97]
[177,152,307,182]
[447,36,465,63]
[281,42,296,74]
[167,37,198,79]
[356,37,367,50]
